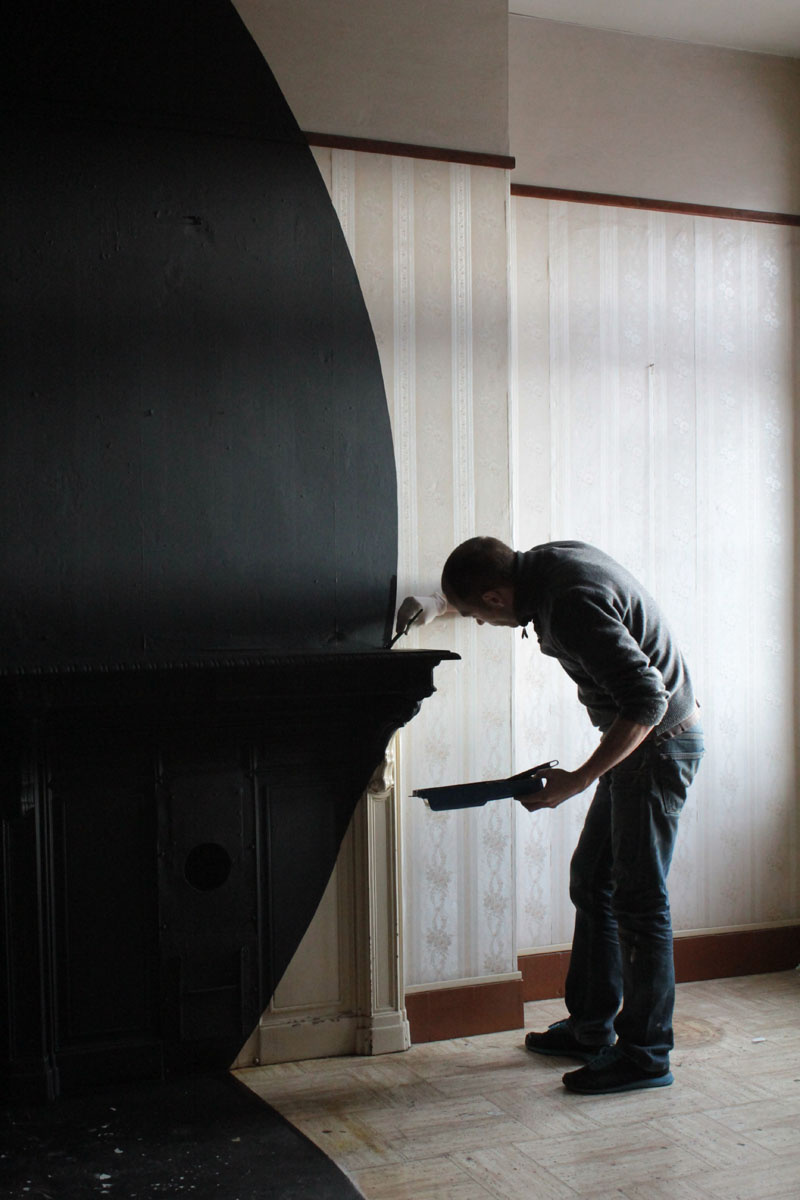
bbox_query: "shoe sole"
[527,1046,597,1065]
[563,1070,674,1095]
[524,1041,597,1062]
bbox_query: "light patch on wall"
[511,197,798,948]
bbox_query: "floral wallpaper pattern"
[512,199,799,949]
[314,146,799,987]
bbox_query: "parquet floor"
[237,970,800,1199]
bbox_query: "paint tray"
[414,760,557,811]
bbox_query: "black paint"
[1,0,397,661]
[0,651,456,1101]
[0,1,448,1107]
[0,1072,362,1198]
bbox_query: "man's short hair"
[441,537,515,605]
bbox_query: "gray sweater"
[513,542,695,735]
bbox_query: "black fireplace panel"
[157,749,261,1069]
[261,769,354,1008]
[0,653,456,1100]
[25,737,357,1084]
[48,745,163,1093]
[52,761,159,1044]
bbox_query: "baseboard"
[519,947,573,1002]
[520,923,800,1002]
[405,975,524,1044]
[673,923,800,984]
[407,924,800,1043]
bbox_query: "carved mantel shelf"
[0,647,457,696]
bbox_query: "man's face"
[452,588,519,627]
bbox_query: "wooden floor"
[237,971,800,1199]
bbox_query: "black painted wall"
[1,0,397,663]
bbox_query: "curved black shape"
[1,0,397,661]
[0,1072,363,1199]
[1,0,416,1101]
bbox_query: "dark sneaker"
[562,1045,673,1094]
[524,1019,603,1062]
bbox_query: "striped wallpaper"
[313,146,799,988]
[511,200,798,951]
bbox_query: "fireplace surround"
[0,648,455,1101]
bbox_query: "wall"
[233,0,509,155]
[511,198,799,948]
[312,148,514,984]
[317,151,800,991]
[229,4,800,994]
[2,0,397,661]
[509,14,800,214]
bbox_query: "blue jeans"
[565,725,705,1072]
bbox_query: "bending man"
[398,537,703,1095]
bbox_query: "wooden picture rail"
[303,131,799,226]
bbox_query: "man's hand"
[517,719,653,813]
[518,767,589,812]
[395,593,448,635]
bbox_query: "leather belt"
[656,703,701,742]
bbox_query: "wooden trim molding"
[519,948,572,1003]
[406,925,800,1043]
[672,924,800,984]
[303,137,799,223]
[304,131,515,171]
[510,183,800,227]
[405,976,524,1044]
[521,924,800,1002]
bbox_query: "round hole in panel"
[184,842,232,891]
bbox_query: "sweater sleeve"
[549,591,670,728]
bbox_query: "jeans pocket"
[656,729,704,815]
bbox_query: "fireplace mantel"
[0,648,456,1102]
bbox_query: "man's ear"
[481,589,505,610]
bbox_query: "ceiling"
[509,0,800,58]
